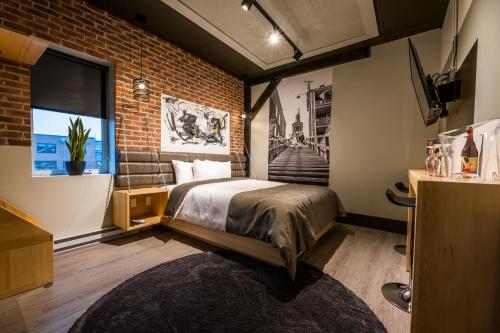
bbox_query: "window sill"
[32,173,113,178]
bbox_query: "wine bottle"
[461,126,479,174]
[425,139,434,175]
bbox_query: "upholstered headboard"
[115,151,247,189]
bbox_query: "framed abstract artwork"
[161,94,230,154]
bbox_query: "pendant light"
[132,14,150,102]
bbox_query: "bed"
[164,178,345,278]
[115,151,345,278]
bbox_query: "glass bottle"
[433,143,443,176]
[425,140,434,175]
[461,126,479,177]
[441,144,453,178]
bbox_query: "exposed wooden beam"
[248,77,282,121]
[246,48,369,86]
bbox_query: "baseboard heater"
[54,213,405,252]
[53,226,152,252]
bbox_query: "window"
[95,141,103,168]
[34,160,57,170]
[36,143,56,154]
[32,108,104,174]
[30,49,113,175]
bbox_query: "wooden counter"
[0,199,53,299]
[408,170,500,333]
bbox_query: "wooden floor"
[0,223,410,333]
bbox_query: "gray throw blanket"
[165,179,346,279]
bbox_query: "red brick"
[6,123,31,132]
[0,0,244,154]
[7,138,31,146]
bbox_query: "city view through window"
[32,108,103,174]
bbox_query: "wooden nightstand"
[112,187,169,231]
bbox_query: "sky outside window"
[32,108,102,140]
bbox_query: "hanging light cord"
[120,115,132,192]
[139,28,143,79]
[144,117,167,186]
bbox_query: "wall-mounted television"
[408,39,446,126]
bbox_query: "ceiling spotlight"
[269,29,279,44]
[241,0,303,61]
[293,48,303,61]
[241,0,254,11]
[241,113,247,119]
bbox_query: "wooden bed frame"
[162,217,335,267]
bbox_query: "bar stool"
[395,181,409,194]
[382,188,415,313]
[393,182,409,255]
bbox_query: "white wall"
[331,29,441,220]
[440,0,473,68]
[0,146,113,240]
[441,0,500,122]
[251,29,441,220]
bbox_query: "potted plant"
[64,117,90,176]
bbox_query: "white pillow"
[171,160,194,185]
[192,159,232,181]
[219,161,232,178]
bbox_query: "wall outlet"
[146,196,151,206]
[130,198,137,208]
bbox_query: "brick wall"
[0,0,244,154]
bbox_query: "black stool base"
[382,282,411,313]
[394,244,406,255]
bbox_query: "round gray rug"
[70,252,386,333]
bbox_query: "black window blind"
[30,49,107,118]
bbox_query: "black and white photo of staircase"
[268,69,332,186]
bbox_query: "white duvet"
[173,179,283,231]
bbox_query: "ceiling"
[165,0,378,69]
[88,0,449,83]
